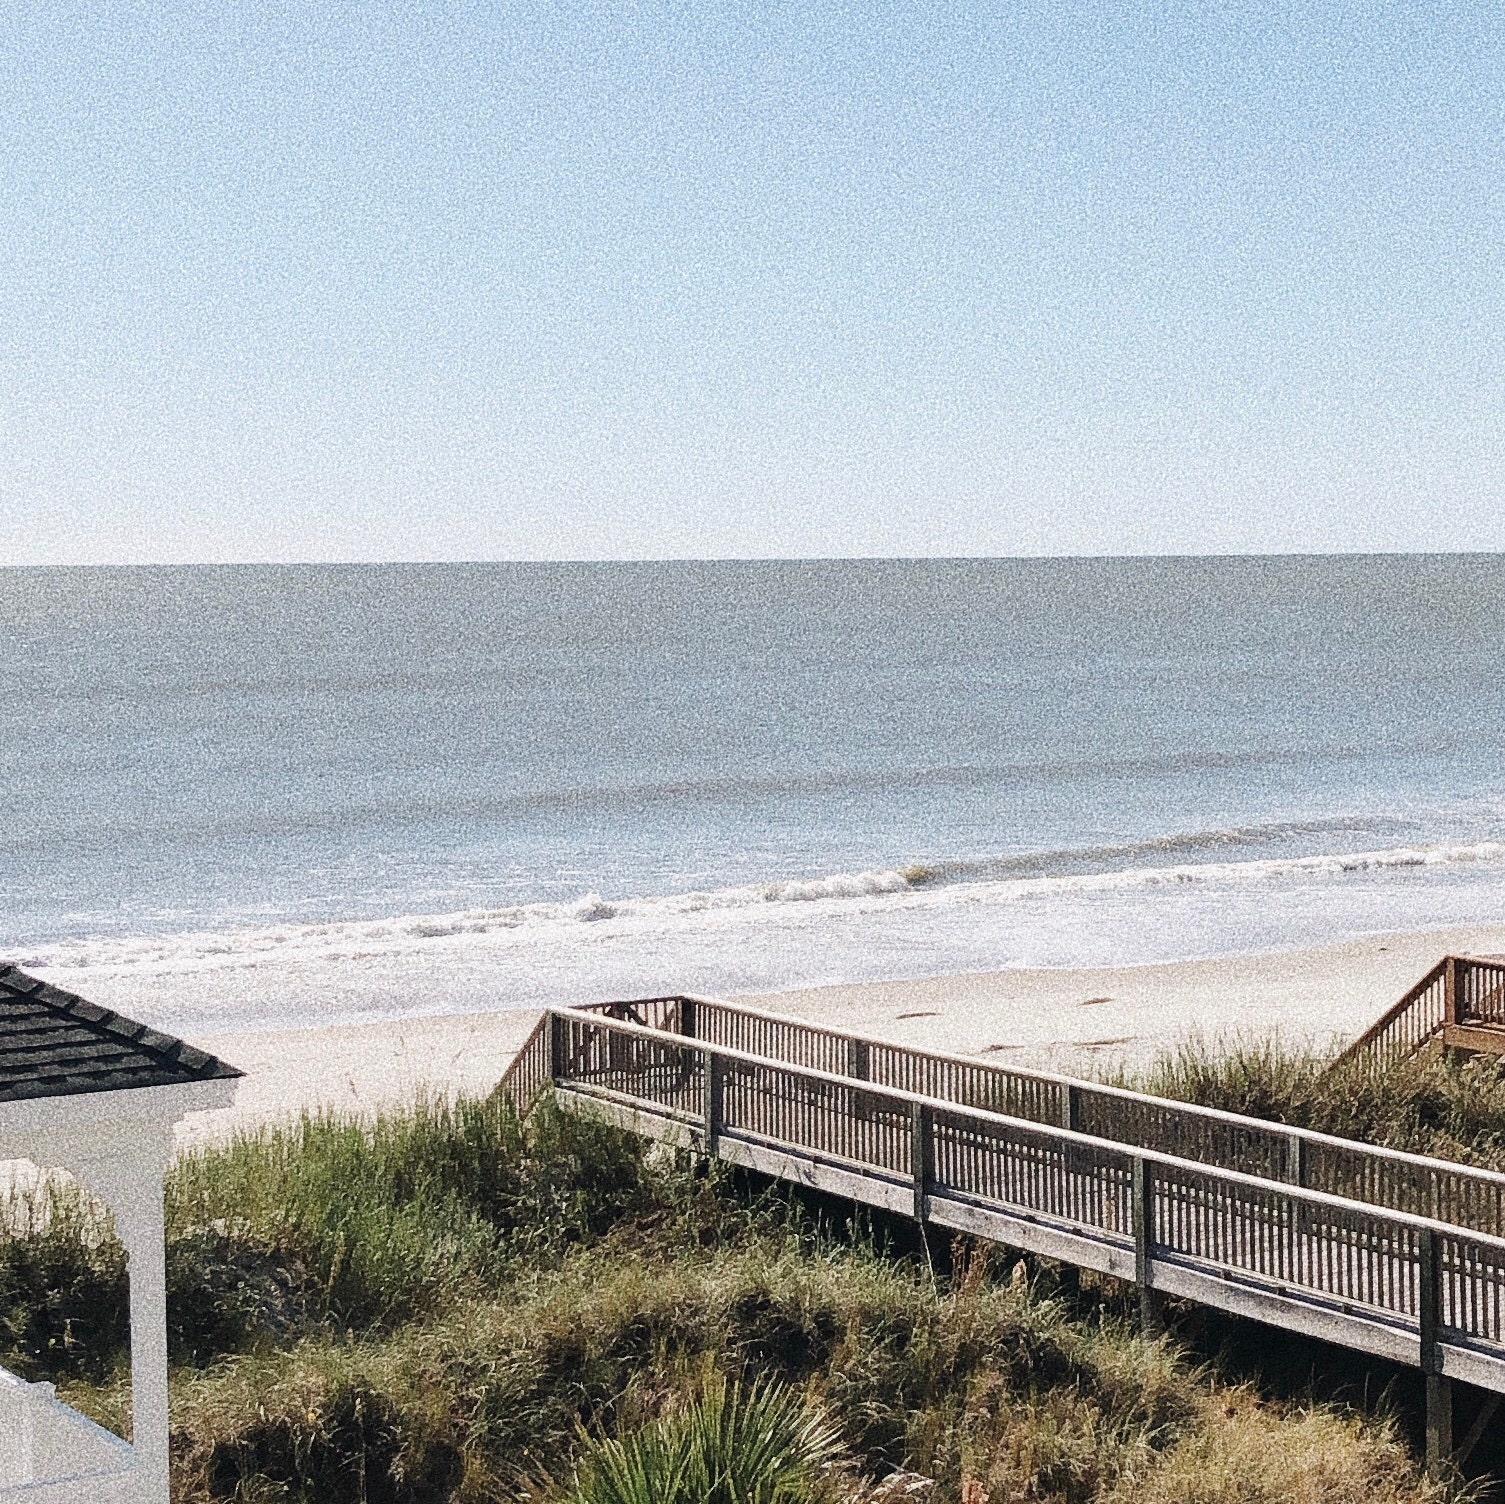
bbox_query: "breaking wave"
[20,832,1505,979]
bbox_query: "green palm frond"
[564,1374,845,1504]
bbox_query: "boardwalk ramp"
[501,990,1505,1473]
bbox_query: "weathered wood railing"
[1333,958,1450,1071]
[502,1012,553,1119]
[1333,956,1505,1074]
[506,1006,1505,1398]
[558,992,1505,1237]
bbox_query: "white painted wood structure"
[0,966,240,1504]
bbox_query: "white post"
[117,1181,170,1504]
[66,1135,173,1504]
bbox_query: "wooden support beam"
[1419,1225,1454,1477]
[1442,1023,1505,1057]
[912,1102,932,1223]
[1454,1389,1501,1470]
[1133,1156,1163,1335]
[1426,1372,1454,1479]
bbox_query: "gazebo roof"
[0,962,241,1104]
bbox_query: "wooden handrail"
[1335,957,1451,1062]
[567,987,1505,1235]
[543,1007,1505,1249]
[496,1011,552,1117]
[541,1005,1505,1394]
[1331,954,1505,1074]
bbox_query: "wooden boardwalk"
[502,986,1505,1472]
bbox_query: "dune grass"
[0,1086,1460,1502]
[1123,1033,1505,1169]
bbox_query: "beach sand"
[176,920,1505,1145]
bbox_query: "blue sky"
[3,0,1503,562]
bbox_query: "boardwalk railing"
[551,992,1505,1237]
[1333,956,1505,1074]
[1334,958,1450,1072]
[503,1013,553,1118]
[505,1006,1505,1394]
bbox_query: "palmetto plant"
[561,1374,847,1504]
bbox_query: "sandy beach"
[173,919,1505,1144]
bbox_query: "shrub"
[555,1375,847,1504]
[1128,1032,1505,1168]
[0,1173,127,1382]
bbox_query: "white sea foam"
[23,839,1505,980]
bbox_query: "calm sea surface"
[4,559,1505,1029]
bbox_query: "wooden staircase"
[1332,956,1505,1075]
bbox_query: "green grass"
[0,1085,1459,1503]
[1122,1033,1505,1169]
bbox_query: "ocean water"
[4,558,1505,1033]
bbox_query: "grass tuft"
[1126,1031,1505,1169]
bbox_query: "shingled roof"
[0,963,241,1104]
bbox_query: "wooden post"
[846,1037,871,1080]
[847,1038,873,1122]
[703,1051,723,1157]
[548,1011,566,1082]
[680,996,699,1039]
[912,1102,932,1223]
[1059,1082,1080,1133]
[1426,1373,1454,1479]
[1438,957,1463,1064]
[1419,1225,1454,1477]
[1419,1226,1441,1371]
[1284,1132,1305,1187]
[1133,1156,1162,1334]
[1283,1189,1300,1287]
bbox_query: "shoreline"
[174,918,1505,1143]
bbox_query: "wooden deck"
[501,988,1505,1473]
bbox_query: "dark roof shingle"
[0,964,241,1103]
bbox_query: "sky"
[2,0,1504,563]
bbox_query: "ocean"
[4,557,1505,1034]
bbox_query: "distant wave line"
[0,750,1463,852]
[22,834,1505,977]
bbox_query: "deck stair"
[500,988,1505,1476]
[1331,955,1505,1075]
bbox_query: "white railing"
[0,1365,136,1503]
